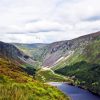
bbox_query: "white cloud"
[0,0,100,43]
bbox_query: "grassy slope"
[54,39,100,95]
[0,57,69,100]
[0,75,70,100]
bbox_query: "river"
[49,82,100,100]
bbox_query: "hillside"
[0,41,37,68]
[43,31,100,67]
[0,42,70,100]
[53,36,100,95]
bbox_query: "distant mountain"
[14,43,47,49]
[13,43,48,62]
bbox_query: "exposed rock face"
[43,31,100,67]
[0,41,35,65]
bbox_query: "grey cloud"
[5,29,64,34]
[25,19,41,24]
[28,29,64,33]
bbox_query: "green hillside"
[0,57,69,100]
[35,69,72,83]
[54,39,100,95]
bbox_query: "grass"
[35,69,73,83]
[0,75,70,100]
[0,57,70,100]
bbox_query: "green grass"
[35,70,73,83]
[0,57,70,100]
[0,75,70,100]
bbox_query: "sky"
[0,0,100,43]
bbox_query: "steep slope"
[0,41,36,66]
[0,41,37,77]
[43,31,100,67]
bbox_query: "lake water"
[49,82,100,100]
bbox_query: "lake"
[49,82,100,100]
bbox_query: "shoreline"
[47,82,100,97]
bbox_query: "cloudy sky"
[0,0,100,43]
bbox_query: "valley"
[0,31,100,100]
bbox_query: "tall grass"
[0,75,70,100]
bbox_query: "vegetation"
[0,57,70,100]
[35,70,72,83]
[55,61,100,94]
[0,75,69,100]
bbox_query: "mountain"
[52,32,100,95]
[43,31,100,67]
[15,31,100,68]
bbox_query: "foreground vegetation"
[0,75,70,100]
[0,57,69,100]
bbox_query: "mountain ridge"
[13,31,100,67]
